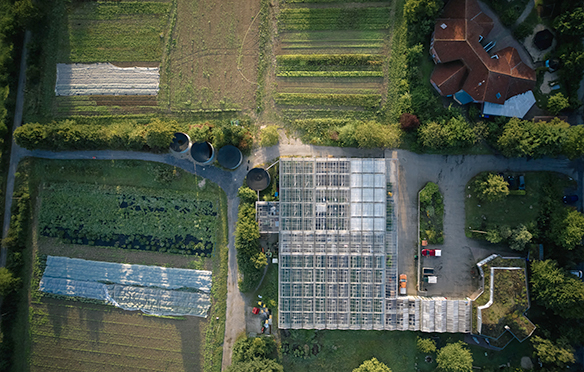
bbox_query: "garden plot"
[30,298,203,371]
[39,256,212,317]
[274,2,392,128]
[39,182,218,255]
[55,63,160,96]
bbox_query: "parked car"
[518,175,525,190]
[563,195,579,204]
[399,274,407,295]
[570,270,583,279]
[422,249,442,257]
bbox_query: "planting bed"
[474,257,535,345]
[65,1,171,62]
[274,1,392,140]
[30,298,203,372]
[55,95,160,117]
[39,182,218,255]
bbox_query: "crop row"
[274,93,381,109]
[277,71,383,77]
[286,0,389,2]
[277,54,383,66]
[282,108,379,122]
[281,30,385,42]
[279,7,391,31]
[281,43,383,50]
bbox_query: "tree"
[237,185,257,205]
[564,125,584,159]
[547,93,570,115]
[497,117,569,158]
[530,260,584,318]
[419,182,439,205]
[532,336,575,368]
[554,7,584,37]
[550,209,584,251]
[251,252,267,269]
[418,117,476,150]
[232,337,277,363]
[403,0,441,25]
[399,113,420,132]
[436,342,473,372]
[227,337,283,372]
[353,357,392,372]
[417,337,437,354]
[473,173,509,202]
[0,267,19,296]
[509,224,532,251]
[260,126,279,147]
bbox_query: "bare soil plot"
[30,298,204,372]
[162,0,260,111]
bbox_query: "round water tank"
[169,132,190,153]
[246,168,271,191]
[217,145,243,170]
[190,141,215,164]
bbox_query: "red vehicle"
[422,249,442,257]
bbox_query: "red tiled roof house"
[429,0,536,113]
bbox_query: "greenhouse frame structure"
[278,157,399,330]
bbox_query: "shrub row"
[236,186,265,292]
[274,93,381,109]
[14,117,253,154]
[277,70,383,78]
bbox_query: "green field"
[65,1,171,62]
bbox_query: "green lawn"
[465,172,575,236]
[282,331,533,372]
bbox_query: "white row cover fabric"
[44,256,212,292]
[39,277,211,317]
[55,63,160,96]
[40,277,109,301]
[107,285,211,317]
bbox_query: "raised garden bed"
[419,182,444,244]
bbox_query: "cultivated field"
[18,159,229,372]
[30,298,203,372]
[273,0,393,136]
[161,0,260,111]
[25,0,172,119]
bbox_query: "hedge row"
[14,117,253,153]
[235,186,264,292]
[274,93,381,109]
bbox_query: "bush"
[400,113,420,131]
[472,173,509,203]
[260,126,279,147]
[547,93,570,115]
[417,337,437,354]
